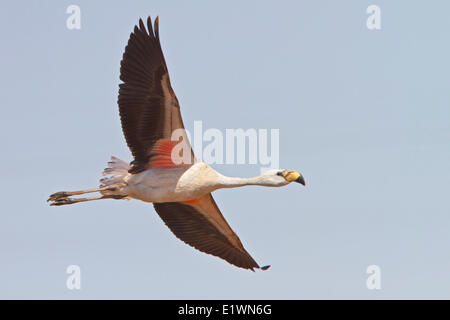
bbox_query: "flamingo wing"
[118,16,193,173]
[153,194,269,271]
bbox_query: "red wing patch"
[183,199,200,205]
[148,139,185,168]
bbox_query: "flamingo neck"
[217,175,271,188]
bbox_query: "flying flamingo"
[48,16,305,271]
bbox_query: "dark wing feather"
[153,194,263,271]
[118,16,192,173]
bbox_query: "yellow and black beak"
[280,170,306,186]
[295,174,306,186]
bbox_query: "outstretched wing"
[153,194,269,271]
[118,16,193,173]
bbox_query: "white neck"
[217,174,283,188]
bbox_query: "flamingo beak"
[281,170,305,186]
[295,174,306,186]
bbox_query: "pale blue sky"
[0,0,449,299]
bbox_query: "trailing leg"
[48,185,113,202]
[49,194,126,206]
[47,156,131,207]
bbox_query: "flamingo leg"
[48,194,126,206]
[47,185,113,201]
[47,184,126,206]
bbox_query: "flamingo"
[48,16,305,271]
